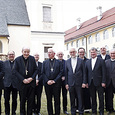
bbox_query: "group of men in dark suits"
[65,46,115,115]
[0,46,115,115]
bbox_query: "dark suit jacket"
[3,60,18,89]
[97,54,110,61]
[65,57,86,87]
[42,58,63,87]
[37,61,43,85]
[0,61,4,90]
[85,57,106,86]
[105,59,115,88]
[14,55,38,91]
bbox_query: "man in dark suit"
[4,51,18,115]
[14,47,38,115]
[97,46,110,61]
[56,51,69,115]
[65,47,86,115]
[42,48,63,115]
[85,47,106,115]
[77,48,91,113]
[0,60,4,115]
[33,53,43,115]
[105,49,115,114]
[97,46,111,112]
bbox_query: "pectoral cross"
[51,68,53,72]
[26,70,28,75]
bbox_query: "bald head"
[100,46,106,55]
[57,51,64,60]
[34,53,39,62]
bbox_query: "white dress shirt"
[101,54,106,60]
[92,57,97,70]
[71,57,77,73]
[36,61,38,80]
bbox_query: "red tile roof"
[65,7,115,42]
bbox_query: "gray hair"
[7,50,15,55]
[69,47,77,52]
[90,47,97,52]
[48,48,55,53]
[22,46,30,52]
[110,48,115,53]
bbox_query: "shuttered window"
[43,6,51,22]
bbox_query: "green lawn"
[1,88,115,115]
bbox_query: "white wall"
[8,25,31,57]
[31,32,64,62]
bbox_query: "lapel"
[7,61,12,71]
[20,56,26,74]
[53,59,57,73]
[100,55,102,58]
[89,59,92,71]
[48,59,51,71]
[75,57,79,72]
[92,58,98,71]
[68,58,73,73]
[110,60,115,72]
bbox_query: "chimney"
[97,6,102,20]
[76,18,81,30]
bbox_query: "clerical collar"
[50,58,55,61]
[22,55,29,60]
[111,59,115,61]
[9,60,14,63]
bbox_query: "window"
[66,43,69,50]
[44,46,52,60]
[112,27,115,37]
[82,38,86,46]
[43,6,51,22]
[71,41,73,47]
[0,41,2,53]
[76,40,80,47]
[95,33,100,42]
[88,35,92,44]
[103,30,109,39]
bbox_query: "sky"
[59,0,115,31]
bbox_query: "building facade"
[64,7,115,59]
[0,0,31,59]
[26,0,64,62]
[0,0,64,61]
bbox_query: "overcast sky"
[58,0,115,31]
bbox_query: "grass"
[1,88,115,115]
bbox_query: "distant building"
[0,0,31,59]
[64,7,115,59]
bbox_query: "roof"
[0,0,9,36]
[65,7,115,42]
[0,0,30,37]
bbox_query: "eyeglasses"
[70,51,76,53]
[8,54,14,55]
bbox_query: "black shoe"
[38,113,41,115]
[64,111,69,114]
[33,113,36,115]
[91,113,97,115]
[12,112,16,115]
[99,112,104,115]
[79,113,84,115]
